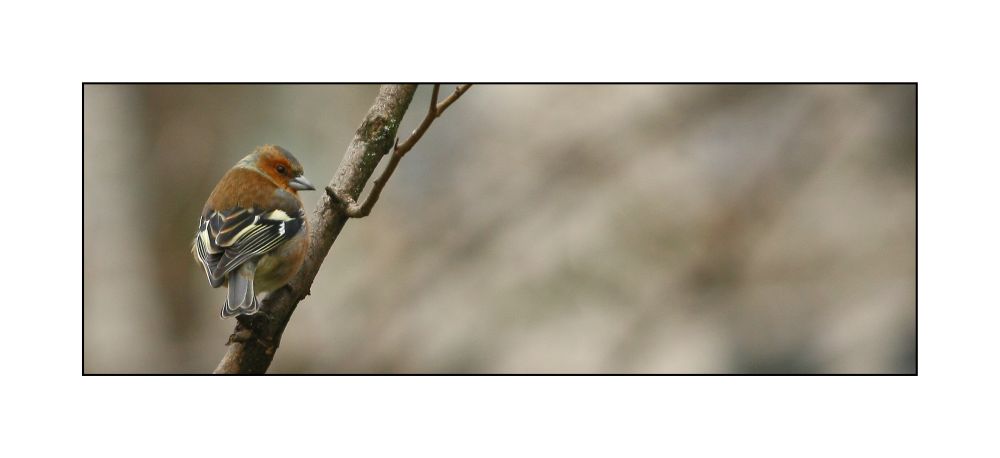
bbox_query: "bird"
[192,145,315,318]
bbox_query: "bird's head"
[244,144,315,194]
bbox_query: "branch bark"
[213,84,469,374]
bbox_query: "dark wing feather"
[194,218,225,287]
[213,208,258,247]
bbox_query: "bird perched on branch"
[192,145,315,318]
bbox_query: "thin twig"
[435,84,472,116]
[327,84,472,218]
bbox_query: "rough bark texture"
[214,84,417,374]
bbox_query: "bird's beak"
[289,175,316,191]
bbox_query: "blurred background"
[83,84,915,374]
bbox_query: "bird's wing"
[193,207,304,285]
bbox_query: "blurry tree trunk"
[214,85,417,374]
[84,86,173,371]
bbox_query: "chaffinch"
[192,145,315,318]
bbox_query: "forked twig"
[327,84,472,217]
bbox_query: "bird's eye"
[276,165,287,174]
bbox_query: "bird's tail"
[221,262,259,318]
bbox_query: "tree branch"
[326,84,472,218]
[214,84,470,374]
